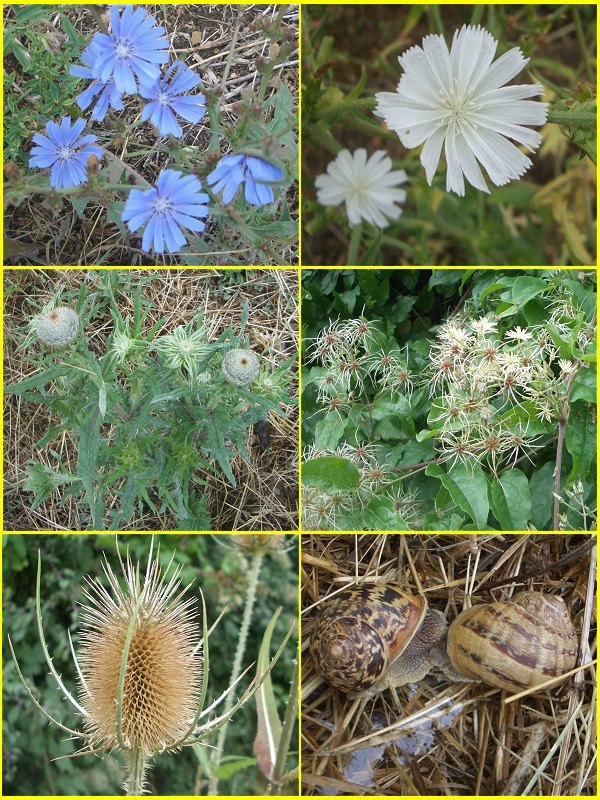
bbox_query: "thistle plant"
[7,537,292,796]
[302,269,596,531]
[4,270,298,531]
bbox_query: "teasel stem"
[207,550,264,795]
[125,747,147,796]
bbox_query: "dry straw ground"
[3,268,298,530]
[302,534,596,796]
[4,4,298,266]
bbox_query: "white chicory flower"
[315,148,407,228]
[375,25,548,196]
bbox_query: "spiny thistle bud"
[36,306,80,347]
[78,548,202,758]
[222,348,260,387]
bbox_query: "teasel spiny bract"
[8,537,285,795]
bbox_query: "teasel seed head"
[78,547,202,757]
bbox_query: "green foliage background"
[2,533,298,796]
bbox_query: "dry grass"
[4,4,298,266]
[302,534,596,796]
[3,268,298,530]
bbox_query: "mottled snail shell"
[447,591,578,692]
[309,584,426,692]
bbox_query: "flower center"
[438,79,481,132]
[152,196,173,217]
[346,175,369,201]
[115,39,133,61]
[57,145,74,163]
[156,90,170,106]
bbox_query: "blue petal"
[247,156,284,183]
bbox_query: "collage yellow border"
[1,1,599,797]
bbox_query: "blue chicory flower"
[70,41,124,122]
[140,61,206,138]
[28,117,103,189]
[206,154,285,205]
[121,169,209,254]
[90,6,169,94]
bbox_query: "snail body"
[445,591,578,692]
[309,584,446,698]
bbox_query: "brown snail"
[309,584,446,698]
[310,586,578,697]
[439,591,578,692]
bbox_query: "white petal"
[420,126,446,185]
[478,83,545,104]
[474,116,542,150]
[462,126,532,185]
[444,125,466,196]
[453,132,490,193]
[452,26,497,96]
[473,47,528,94]
[421,34,455,97]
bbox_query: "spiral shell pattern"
[309,585,426,692]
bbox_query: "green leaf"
[359,496,408,530]
[5,365,73,394]
[61,13,79,45]
[302,456,359,492]
[529,463,555,530]
[253,607,282,780]
[416,427,439,441]
[313,415,345,450]
[570,367,596,403]
[422,511,465,530]
[70,195,91,218]
[565,402,596,483]
[108,474,141,531]
[358,232,383,266]
[215,756,258,780]
[489,469,531,530]
[510,276,547,308]
[544,323,574,359]
[425,462,489,528]
[246,220,299,240]
[204,409,236,486]
[76,403,103,528]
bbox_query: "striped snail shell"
[447,591,578,692]
[309,584,431,693]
